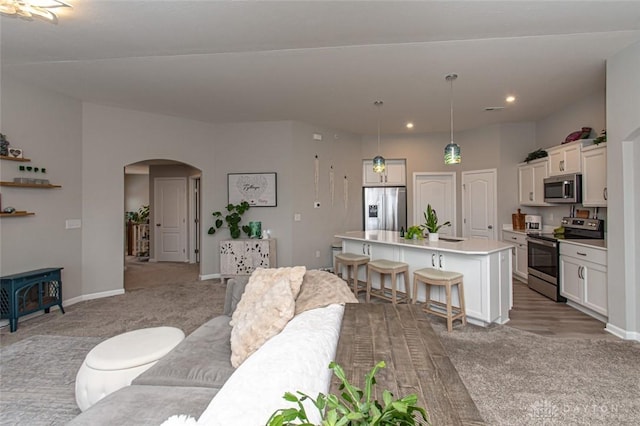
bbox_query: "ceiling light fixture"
[372,100,385,174]
[406,122,414,129]
[444,74,461,165]
[506,95,516,103]
[0,0,71,22]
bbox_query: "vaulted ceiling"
[2,1,639,135]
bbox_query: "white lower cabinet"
[502,230,528,280]
[559,242,607,319]
[343,238,512,325]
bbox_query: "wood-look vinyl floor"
[507,278,615,339]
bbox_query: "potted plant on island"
[405,225,424,240]
[421,204,451,242]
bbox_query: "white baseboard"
[200,273,221,281]
[605,323,640,341]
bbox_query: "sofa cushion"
[197,304,345,426]
[132,315,234,389]
[68,385,218,426]
[223,276,250,316]
[295,269,358,315]
[229,266,306,367]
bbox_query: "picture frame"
[228,172,277,207]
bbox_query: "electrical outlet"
[294,213,301,221]
[314,201,320,208]
[315,250,321,258]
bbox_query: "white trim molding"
[606,323,640,341]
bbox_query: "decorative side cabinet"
[220,239,277,278]
[0,267,65,332]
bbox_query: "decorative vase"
[428,233,439,242]
[249,221,262,239]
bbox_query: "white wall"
[363,122,537,234]
[291,122,362,269]
[606,40,640,339]
[124,174,149,213]
[82,103,216,295]
[0,77,84,299]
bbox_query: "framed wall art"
[228,172,277,207]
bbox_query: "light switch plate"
[66,219,81,229]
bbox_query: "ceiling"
[2,1,640,136]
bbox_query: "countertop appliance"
[525,214,542,231]
[363,186,407,232]
[544,173,582,204]
[526,217,604,301]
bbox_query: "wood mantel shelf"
[0,212,35,217]
[0,181,61,189]
[0,155,31,162]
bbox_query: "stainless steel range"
[526,217,604,301]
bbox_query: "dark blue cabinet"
[1,267,65,332]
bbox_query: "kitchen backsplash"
[516,205,607,232]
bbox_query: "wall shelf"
[0,212,35,217]
[0,155,31,162]
[0,181,61,189]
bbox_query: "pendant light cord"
[375,100,383,154]
[449,75,455,143]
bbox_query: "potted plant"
[208,201,251,239]
[421,204,451,242]
[405,225,424,240]
[267,361,429,426]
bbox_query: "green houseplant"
[405,225,424,240]
[267,361,429,426]
[421,204,450,242]
[208,201,251,239]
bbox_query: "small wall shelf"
[0,181,61,189]
[0,155,31,162]
[0,212,35,218]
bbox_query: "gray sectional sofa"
[69,275,249,425]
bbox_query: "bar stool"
[412,267,466,332]
[334,252,370,296]
[366,259,410,304]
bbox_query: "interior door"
[413,173,455,236]
[462,169,497,240]
[154,177,187,262]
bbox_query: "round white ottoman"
[75,326,185,411]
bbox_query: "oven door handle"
[526,237,557,248]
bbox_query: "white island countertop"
[335,230,514,255]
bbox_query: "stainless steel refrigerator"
[363,187,407,231]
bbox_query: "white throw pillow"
[197,304,345,426]
[229,266,306,367]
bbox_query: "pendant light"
[444,74,461,165]
[372,100,386,173]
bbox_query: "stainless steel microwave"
[544,173,582,204]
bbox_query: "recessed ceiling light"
[506,95,516,103]
[406,122,414,129]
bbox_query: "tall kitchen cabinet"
[581,145,607,207]
[559,241,607,321]
[363,159,406,186]
[518,158,550,206]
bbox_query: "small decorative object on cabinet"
[1,267,65,332]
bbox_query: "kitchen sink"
[438,237,465,242]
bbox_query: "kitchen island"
[335,230,514,327]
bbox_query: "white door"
[154,177,187,262]
[413,172,456,236]
[462,169,497,240]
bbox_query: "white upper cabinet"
[363,159,406,186]
[518,158,550,206]
[547,140,583,176]
[581,145,607,207]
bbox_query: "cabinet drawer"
[502,231,527,245]
[560,243,606,265]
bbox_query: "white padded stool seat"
[412,267,466,332]
[75,326,185,411]
[367,259,410,304]
[334,252,370,296]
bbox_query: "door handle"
[529,192,533,201]
[603,187,607,200]
[439,254,444,269]
[156,223,161,227]
[488,225,493,230]
[432,253,436,267]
